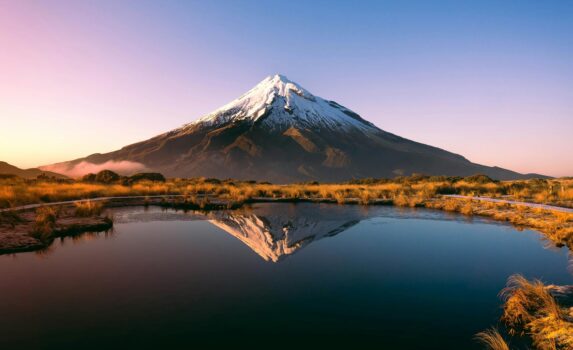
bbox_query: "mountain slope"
[0,161,67,179]
[41,74,545,181]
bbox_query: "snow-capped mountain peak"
[42,73,533,182]
[181,74,376,132]
[255,74,314,100]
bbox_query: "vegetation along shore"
[1,171,572,254]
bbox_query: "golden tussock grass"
[31,206,59,241]
[500,274,573,350]
[1,176,571,208]
[474,328,510,350]
[74,201,104,217]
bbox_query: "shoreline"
[2,193,572,213]
[1,194,571,256]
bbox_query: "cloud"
[40,160,147,178]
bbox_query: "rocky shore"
[0,207,113,255]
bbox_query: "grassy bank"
[0,201,113,255]
[424,198,573,248]
[1,172,572,251]
[1,174,572,209]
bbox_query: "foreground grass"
[502,275,573,349]
[478,275,573,350]
[475,328,510,350]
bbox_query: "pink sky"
[0,1,571,177]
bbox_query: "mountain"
[41,74,546,182]
[0,161,67,179]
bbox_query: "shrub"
[128,173,166,183]
[95,170,120,184]
[82,173,97,182]
[465,174,496,184]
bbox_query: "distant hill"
[41,74,550,182]
[0,161,68,179]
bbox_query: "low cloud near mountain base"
[40,160,146,178]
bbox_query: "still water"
[0,203,571,349]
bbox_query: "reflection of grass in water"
[478,274,573,350]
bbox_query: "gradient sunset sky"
[1,0,571,176]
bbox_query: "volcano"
[42,74,542,182]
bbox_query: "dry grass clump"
[74,200,104,217]
[31,206,59,241]
[474,328,510,350]
[460,201,474,215]
[393,193,425,207]
[553,212,573,224]
[358,191,371,205]
[501,275,573,350]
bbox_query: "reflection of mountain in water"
[207,203,369,262]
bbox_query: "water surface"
[1,203,571,349]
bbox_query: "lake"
[1,203,571,349]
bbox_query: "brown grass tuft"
[74,200,104,217]
[500,274,573,350]
[474,328,510,350]
[31,206,59,240]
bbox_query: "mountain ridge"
[0,161,68,179]
[40,74,548,182]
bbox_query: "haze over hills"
[41,74,547,182]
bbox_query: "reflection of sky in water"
[0,203,571,349]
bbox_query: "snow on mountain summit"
[182,74,376,132]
